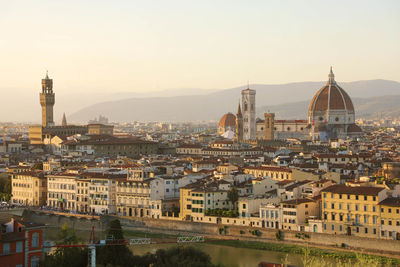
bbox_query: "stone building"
[308,68,362,140]
[241,87,256,140]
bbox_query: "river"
[130,243,304,267]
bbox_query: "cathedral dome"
[218,113,236,128]
[308,69,354,114]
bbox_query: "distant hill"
[259,95,400,120]
[68,79,400,122]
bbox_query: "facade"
[62,135,158,157]
[321,185,387,238]
[47,174,77,211]
[308,68,362,140]
[379,197,400,240]
[76,178,89,213]
[11,172,47,206]
[0,218,45,267]
[263,113,275,140]
[116,167,152,217]
[88,124,114,135]
[281,198,320,231]
[241,88,256,140]
[243,166,292,181]
[260,203,281,229]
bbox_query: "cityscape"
[1,1,400,267]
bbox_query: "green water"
[130,243,304,267]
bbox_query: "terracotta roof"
[218,113,236,128]
[308,72,354,113]
[379,197,400,207]
[322,184,384,196]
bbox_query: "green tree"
[133,246,221,267]
[97,219,134,267]
[227,187,239,209]
[40,223,87,267]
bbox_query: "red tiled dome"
[309,69,354,113]
[218,113,236,128]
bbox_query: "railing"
[129,238,151,245]
[177,236,205,243]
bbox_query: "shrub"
[276,230,282,241]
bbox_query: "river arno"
[130,243,305,267]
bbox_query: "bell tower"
[264,113,275,140]
[40,71,55,127]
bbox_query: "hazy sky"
[1,0,399,94]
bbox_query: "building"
[235,102,243,142]
[243,166,292,181]
[218,113,236,136]
[263,113,275,140]
[281,198,320,231]
[40,71,55,127]
[0,217,45,267]
[379,197,400,240]
[88,124,114,135]
[308,68,362,141]
[61,135,158,157]
[116,167,152,218]
[11,171,47,206]
[47,174,77,211]
[260,203,281,229]
[241,87,256,140]
[321,184,387,238]
[29,73,114,144]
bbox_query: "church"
[218,68,362,142]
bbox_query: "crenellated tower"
[40,71,55,127]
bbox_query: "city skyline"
[0,0,399,96]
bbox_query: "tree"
[40,223,87,267]
[133,246,222,267]
[227,187,239,209]
[97,219,134,267]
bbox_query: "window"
[373,206,376,212]
[388,208,392,213]
[364,205,367,212]
[332,225,335,230]
[242,204,246,209]
[331,203,334,209]
[331,193,334,198]
[32,232,39,247]
[16,241,23,252]
[31,256,40,267]
[3,243,10,255]
[364,196,367,201]
[355,196,359,200]
[365,228,368,234]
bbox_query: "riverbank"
[123,228,400,266]
[20,209,400,264]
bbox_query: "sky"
[0,0,399,95]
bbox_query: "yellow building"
[321,184,387,238]
[179,187,193,220]
[11,171,47,206]
[379,197,400,240]
[243,165,292,180]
